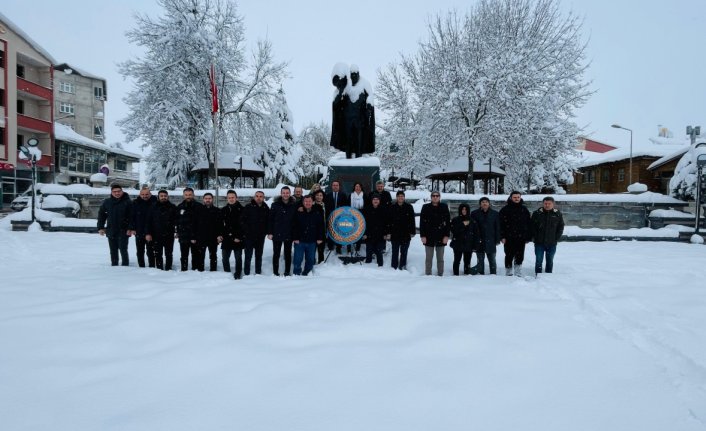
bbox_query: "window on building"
[617,168,625,182]
[59,143,107,173]
[115,159,127,171]
[17,134,24,147]
[59,103,74,114]
[59,81,74,93]
[602,169,610,182]
[582,169,596,184]
[17,100,24,115]
[0,50,5,69]
[0,128,4,147]
[16,64,25,78]
[94,86,104,100]
[94,124,103,138]
[0,89,4,107]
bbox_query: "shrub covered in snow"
[670,141,706,200]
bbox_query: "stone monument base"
[327,154,381,193]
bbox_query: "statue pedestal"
[328,155,381,193]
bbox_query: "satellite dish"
[27,138,39,147]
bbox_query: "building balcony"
[17,77,53,101]
[17,114,53,134]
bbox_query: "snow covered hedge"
[670,141,706,200]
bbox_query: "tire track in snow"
[531,277,706,426]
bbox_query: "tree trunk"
[466,146,475,194]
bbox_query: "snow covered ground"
[1,229,706,431]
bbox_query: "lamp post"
[611,124,633,185]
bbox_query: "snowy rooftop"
[54,63,106,82]
[0,12,57,64]
[54,123,141,160]
[425,157,506,177]
[575,139,688,169]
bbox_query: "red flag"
[209,64,219,114]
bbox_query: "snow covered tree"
[376,0,590,192]
[257,88,302,185]
[118,0,286,186]
[298,122,335,181]
[670,140,706,200]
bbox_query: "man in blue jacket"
[292,195,325,276]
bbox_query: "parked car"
[10,189,40,211]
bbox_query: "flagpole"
[210,64,220,205]
[213,111,218,205]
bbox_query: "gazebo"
[191,153,265,189]
[426,157,506,194]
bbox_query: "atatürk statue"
[330,63,375,159]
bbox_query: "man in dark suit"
[324,180,348,253]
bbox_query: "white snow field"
[1,229,706,431]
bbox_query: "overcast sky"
[3,0,705,157]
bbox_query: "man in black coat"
[131,187,157,268]
[196,193,223,272]
[531,196,565,274]
[366,180,392,208]
[97,184,134,266]
[499,191,532,277]
[268,186,297,276]
[471,197,501,275]
[241,191,269,276]
[176,187,203,271]
[145,190,177,271]
[292,195,326,276]
[451,203,476,276]
[324,180,348,253]
[388,191,416,270]
[363,194,389,266]
[221,190,244,279]
[420,191,450,276]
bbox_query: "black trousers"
[504,240,526,268]
[107,234,130,266]
[244,237,265,275]
[179,240,201,271]
[153,236,174,270]
[197,241,218,272]
[222,246,243,278]
[317,241,325,263]
[272,240,293,275]
[452,249,472,275]
[135,236,155,268]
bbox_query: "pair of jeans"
[534,244,557,273]
[293,242,317,275]
[272,240,293,275]
[365,240,385,266]
[244,237,265,275]
[153,236,174,270]
[424,245,445,276]
[179,240,201,271]
[503,240,526,268]
[222,246,243,278]
[475,251,497,275]
[452,250,472,275]
[391,241,410,269]
[107,234,130,266]
[135,236,155,268]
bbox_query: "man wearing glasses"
[420,191,450,276]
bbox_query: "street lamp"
[611,124,633,185]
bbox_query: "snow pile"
[649,209,697,219]
[691,234,705,244]
[4,207,65,223]
[627,182,648,193]
[329,154,381,167]
[41,195,80,212]
[564,226,680,238]
[90,172,108,183]
[1,232,706,430]
[331,62,349,80]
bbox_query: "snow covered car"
[10,189,40,211]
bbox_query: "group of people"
[96,182,564,279]
[419,191,565,277]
